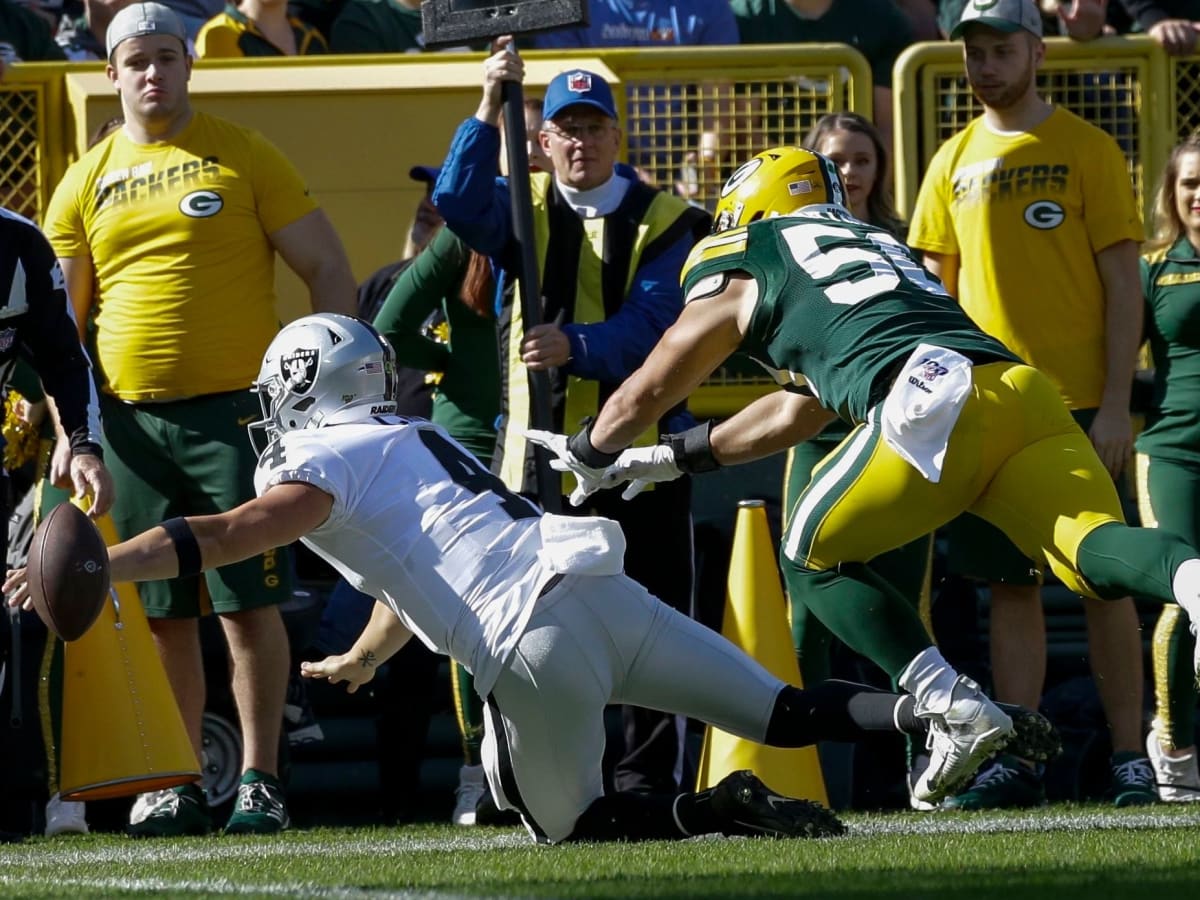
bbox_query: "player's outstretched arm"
[107,482,334,583]
[586,274,755,456]
[300,600,414,694]
[605,391,837,501]
[709,390,837,466]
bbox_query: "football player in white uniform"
[6,314,1058,843]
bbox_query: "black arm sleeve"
[15,219,103,456]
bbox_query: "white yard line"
[0,874,485,899]
[847,807,1200,837]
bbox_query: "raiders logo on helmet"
[281,349,318,394]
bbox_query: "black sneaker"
[995,702,1062,763]
[1110,751,1158,807]
[126,784,213,838]
[710,770,845,839]
[942,755,1046,810]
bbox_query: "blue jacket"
[433,117,703,430]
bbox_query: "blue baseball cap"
[542,70,618,122]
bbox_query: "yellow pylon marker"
[60,510,200,801]
[695,500,829,807]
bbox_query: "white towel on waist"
[881,343,973,483]
[537,513,626,576]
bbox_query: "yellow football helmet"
[712,147,847,233]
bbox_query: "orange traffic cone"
[695,500,829,806]
[59,512,200,801]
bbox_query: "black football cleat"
[710,770,845,839]
[996,702,1062,763]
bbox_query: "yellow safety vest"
[498,173,709,495]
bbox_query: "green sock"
[1076,522,1195,603]
[784,562,935,680]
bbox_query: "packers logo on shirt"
[281,349,318,394]
[179,190,224,218]
[1023,200,1065,230]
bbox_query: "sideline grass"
[0,804,1197,899]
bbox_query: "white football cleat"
[912,676,1014,804]
[452,764,487,826]
[45,793,88,837]
[129,789,172,826]
[1146,719,1200,803]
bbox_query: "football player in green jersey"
[529,146,1200,805]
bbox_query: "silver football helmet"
[249,313,398,454]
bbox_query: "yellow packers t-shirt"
[45,111,317,401]
[908,107,1143,409]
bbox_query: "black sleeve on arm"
[17,224,103,457]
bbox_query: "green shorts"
[942,407,1127,585]
[100,390,292,618]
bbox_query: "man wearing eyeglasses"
[433,36,711,810]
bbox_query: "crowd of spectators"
[1,0,1199,841]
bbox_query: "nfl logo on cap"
[567,72,592,93]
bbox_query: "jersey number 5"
[781,221,945,305]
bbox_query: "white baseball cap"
[105,2,188,60]
[951,0,1044,40]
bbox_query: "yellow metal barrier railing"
[12,38,1193,417]
[1,45,872,225]
[1169,53,1200,140]
[0,61,71,224]
[594,44,872,211]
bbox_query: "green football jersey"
[1136,236,1200,463]
[682,207,1018,424]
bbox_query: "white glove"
[601,444,685,501]
[524,428,609,507]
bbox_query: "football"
[26,502,111,641]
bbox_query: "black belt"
[537,573,566,598]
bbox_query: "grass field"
[1,805,1198,899]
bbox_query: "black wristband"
[565,418,621,468]
[69,439,104,461]
[665,421,720,474]
[161,517,202,578]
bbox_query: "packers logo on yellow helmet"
[713,147,847,233]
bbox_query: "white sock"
[898,646,960,715]
[1171,559,1200,623]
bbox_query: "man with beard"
[907,0,1152,809]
